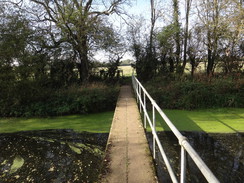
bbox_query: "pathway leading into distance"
[101,85,157,183]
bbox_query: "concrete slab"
[101,86,157,183]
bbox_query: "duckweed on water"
[10,156,24,174]
[68,144,82,154]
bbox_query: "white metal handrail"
[132,75,219,183]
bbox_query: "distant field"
[146,108,244,133]
[118,65,134,76]
[92,65,134,77]
[0,111,114,133]
[184,62,206,73]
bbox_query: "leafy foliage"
[0,82,119,117]
[145,75,244,110]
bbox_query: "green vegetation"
[148,108,244,133]
[146,75,244,110]
[68,144,82,154]
[0,84,119,117]
[0,2,123,118]
[0,111,114,133]
[129,1,243,81]
[10,156,24,174]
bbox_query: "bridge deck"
[101,85,157,183]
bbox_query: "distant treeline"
[127,0,243,81]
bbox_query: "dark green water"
[0,130,108,183]
[147,132,244,183]
[1,130,243,182]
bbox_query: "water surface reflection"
[0,129,108,183]
[147,132,243,183]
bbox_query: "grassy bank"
[0,111,114,134]
[147,108,244,133]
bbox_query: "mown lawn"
[146,108,244,133]
[0,111,114,133]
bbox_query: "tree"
[127,16,147,80]
[187,27,205,77]
[26,0,126,82]
[220,0,244,73]
[157,24,178,73]
[196,0,243,75]
[197,0,223,75]
[149,0,156,53]
[103,24,126,80]
[182,0,192,73]
[0,7,33,80]
[172,0,181,71]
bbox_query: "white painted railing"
[132,75,219,183]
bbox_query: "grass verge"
[146,108,244,133]
[0,111,114,133]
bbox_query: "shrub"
[0,81,119,117]
[145,76,244,110]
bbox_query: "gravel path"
[101,85,157,183]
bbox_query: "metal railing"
[132,75,219,183]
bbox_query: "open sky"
[95,0,157,62]
[95,0,173,62]
[97,0,190,62]
[128,0,151,17]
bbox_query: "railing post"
[180,146,186,183]
[132,76,134,90]
[143,92,146,129]
[136,82,139,103]
[152,104,156,159]
[139,85,142,113]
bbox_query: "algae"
[10,156,24,174]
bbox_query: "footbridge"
[101,76,219,183]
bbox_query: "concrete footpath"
[101,85,157,183]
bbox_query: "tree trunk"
[182,0,192,74]
[173,0,181,70]
[160,54,167,74]
[190,56,195,77]
[169,57,174,72]
[207,0,219,76]
[207,48,214,76]
[77,37,89,83]
[150,0,156,53]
